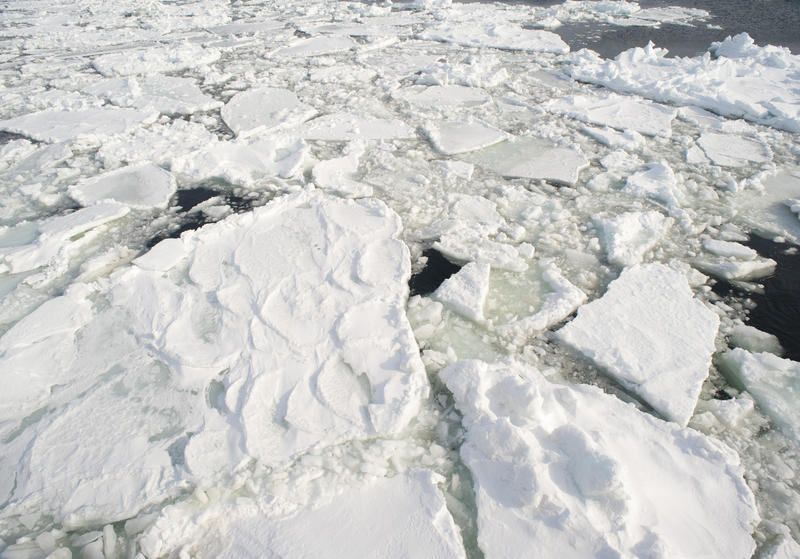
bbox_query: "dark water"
[464,0,800,58]
[409,249,462,296]
[711,235,800,362]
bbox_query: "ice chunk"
[702,238,757,259]
[595,211,669,267]
[566,34,800,132]
[556,263,720,425]
[763,536,800,559]
[393,85,491,109]
[466,136,588,186]
[581,125,645,150]
[69,163,176,210]
[0,108,153,143]
[697,133,772,167]
[546,94,676,137]
[301,113,414,141]
[440,359,759,559]
[693,257,776,281]
[718,348,800,442]
[432,261,491,322]
[95,120,215,169]
[728,324,783,356]
[92,43,221,76]
[83,75,222,116]
[221,87,316,138]
[423,119,509,155]
[418,20,569,53]
[312,142,372,198]
[271,36,359,58]
[623,161,682,208]
[215,472,465,559]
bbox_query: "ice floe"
[0,108,153,143]
[92,43,221,77]
[418,20,569,54]
[393,85,491,109]
[466,137,589,186]
[441,359,759,558]
[556,263,719,425]
[301,112,415,141]
[423,119,509,155]
[432,261,491,323]
[546,94,676,137]
[594,211,669,267]
[83,75,222,116]
[623,161,682,208]
[68,163,176,210]
[221,87,316,137]
[697,133,772,168]
[718,348,800,442]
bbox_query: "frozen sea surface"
[0,0,799,557]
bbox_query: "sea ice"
[393,85,492,109]
[301,113,415,141]
[623,161,682,208]
[423,119,509,155]
[556,263,720,425]
[68,163,176,210]
[83,75,222,116]
[432,261,491,323]
[221,87,316,137]
[271,36,359,58]
[594,211,669,267]
[441,359,759,559]
[718,348,800,442]
[728,324,783,356]
[697,133,772,168]
[418,20,569,53]
[211,472,466,559]
[0,108,153,143]
[92,43,221,77]
[312,141,372,198]
[546,94,676,137]
[702,238,757,259]
[693,256,776,281]
[466,136,588,186]
[567,34,800,132]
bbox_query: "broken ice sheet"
[418,19,569,54]
[301,112,415,141]
[465,136,588,186]
[546,93,677,137]
[696,132,772,168]
[83,75,222,116]
[423,119,509,155]
[594,211,670,267]
[221,87,316,137]
[0,108,154,143]
[68,163,176,210]
[441,359,759,559]
[556,263,719,426]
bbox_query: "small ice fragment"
[467,136,588,186]
[623,161,682,208]
[556,263,720,425]
[423,119,509,155]
[221,87,316,137]
[312,143,372,198]
[69,163,176,210]
[718,348,800,442]
[432,261,491,322]
[697,133,772,167]
[595,211,669,267]
[693,257,776,281]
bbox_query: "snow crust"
[556,263,719,425]
[441,359,759,559]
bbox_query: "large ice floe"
[1,0,800,557]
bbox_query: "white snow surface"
[0,108,153,143]
[546,93,677,137]
[433,261,491,322]
[556,263,720,425]
[423,119,510,155]
[418,20,569,54]
[595,211,669,267]
[441,359,759,559]
[221,87,316,137]
[69,163,176,210]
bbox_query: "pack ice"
[441,359,759,558]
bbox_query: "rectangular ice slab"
[441,359,759,559]
[718,348,800,443]
[556,263,720,425]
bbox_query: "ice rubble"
[556,263,720,426]
[83,75,222,116]
[594,211,669,267]
[441,359,759,559]
[567,33,800,132]
[0,191,429,528]
[718,349,800,443]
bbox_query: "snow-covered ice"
[423,119,509,155]
[556,263,720,426]
[433,261,491,323]
[221,87,316,137]
[68,163,176,210]
[595,211,669,267]
[0,108,153,143]
[441,359,759,558]
[546,94,677,137]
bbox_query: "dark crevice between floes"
[145,184,260,249]
[408,248,462,296]
[711,234,800,362]
[0,130,31,146]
